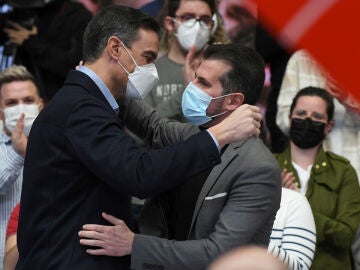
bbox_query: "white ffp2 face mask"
[175,20,211,51]
[117,42,159,99]
[3,104,40,136]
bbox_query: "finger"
[79,238,104,248]
[102,212,124,226]
[9,21,25,30]
[253,112,262,122]
[82,224,107,232]
[249,105,260,113]
[78,230,104,240]
[86,248,108,256]
[186,46,197,65]
[13,114,25,136]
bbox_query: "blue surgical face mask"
[181,82,230,126]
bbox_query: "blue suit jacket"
[17,70,220,269]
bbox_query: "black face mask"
[289,118,326,149]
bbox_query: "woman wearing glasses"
[274,87,360,270]
[143,0,228,121]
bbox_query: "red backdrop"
[255,0,360,102]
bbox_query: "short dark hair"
[202,44,265,105]
[290,86,335,121]
[83,5,160,62]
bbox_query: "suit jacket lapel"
[188,143,239,237]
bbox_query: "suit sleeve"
[122,99,199,148]
[65,99,219,199]
[131,149,281,270]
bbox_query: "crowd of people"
[0,1,359,270]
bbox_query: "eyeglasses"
[173,13,214,29]
[292,109,328,123]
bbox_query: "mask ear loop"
[117,60,130,75]
[208,93,234,118]
[120,41,139,69]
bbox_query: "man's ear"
[107,36,123,60]
[225,93,244,111]
[39,98,45,111]
[164,16,176,32]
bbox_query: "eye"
[177,13,196,22]
[5,100,18,106]
[23,97,36,104]
[311,112,326,121]
[294,110,306,117]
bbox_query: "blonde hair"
[0,65,38,99]
[0,65,36,87]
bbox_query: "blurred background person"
[144,0,228,121]
[268,187,316,270]
[78,0,113,14]
[208,245,288,270]
[217,0,257,47]
[217,0,290,152]
[2,0,92,101]
[276,49,360,178]
[276,48,360,270]
[0,65,43,269]
[275,86,360,270]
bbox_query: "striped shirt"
[0,132,24,269]
[268,188,316,270]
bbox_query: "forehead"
[130,28,159,58]
[293,95,328,113]
[0,80,39,102]
[177,0,212,15]
[197,59,232,81]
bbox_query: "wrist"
[208,123,227,149]
[126,232,135,255]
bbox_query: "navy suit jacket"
[16,70,220,269]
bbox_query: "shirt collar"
[78,66,119,113]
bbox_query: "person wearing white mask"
[0,65,44,268]
[144,0,229,120]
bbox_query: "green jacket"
[274,146,360,270]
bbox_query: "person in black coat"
[4,0,92,101]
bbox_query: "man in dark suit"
[78,44,282,270]
[16,6,262,270]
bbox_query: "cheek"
[206,99,224,115]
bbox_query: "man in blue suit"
[16,6,262,270]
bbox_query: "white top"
[292,162,312,194]
[268,188,316,270]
